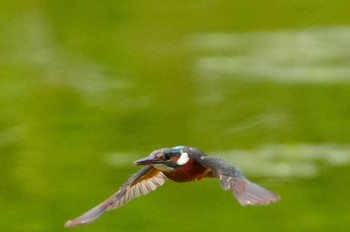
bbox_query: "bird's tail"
[220,175,280,206]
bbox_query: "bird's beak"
[134,155,163,166]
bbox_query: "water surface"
[1,1,350,232]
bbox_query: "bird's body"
[161,156,211,182]
[65,146,280,228]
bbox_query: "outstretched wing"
[197,156,280,206]
[65,166,167,228]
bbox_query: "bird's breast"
[162,160,212,182]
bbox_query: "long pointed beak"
[134,156,162,165]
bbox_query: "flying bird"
[65,146,280,228]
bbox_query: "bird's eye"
[164,153,171,160]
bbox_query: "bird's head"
[134,146,190,172]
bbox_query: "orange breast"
[163,160,212,182]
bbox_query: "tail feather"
[220,175,280,206]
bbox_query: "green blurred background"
[1,1,350,231]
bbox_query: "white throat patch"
[177,152,189,165]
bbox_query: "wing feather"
[64,166,167,228]
[198,156,280,206]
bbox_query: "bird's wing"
[65,166,167,228]
[197,156,280,206]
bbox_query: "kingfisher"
[65,146,280,228]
